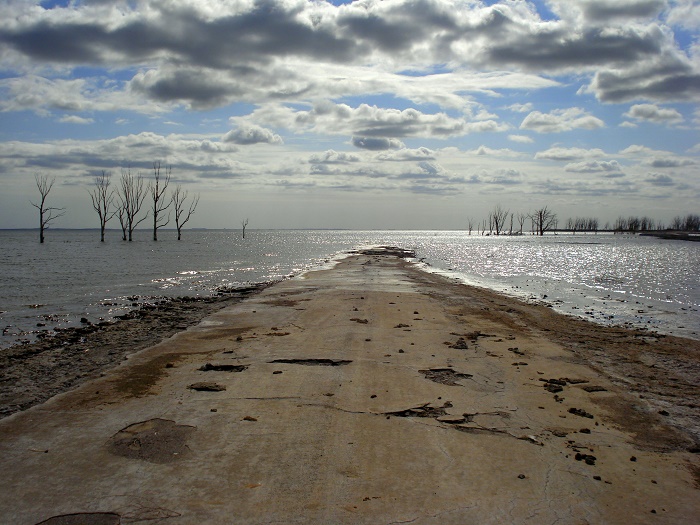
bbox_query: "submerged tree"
[31,174,65,243]
[171,185,199,240]
[241,218,249,239]
[150,162,171,241]
[531,206,557,236]
[89,171,116,242]
[490,204,509,235]
[118,167,148,241]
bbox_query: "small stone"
[630,456,637,462]
[370,394,377,399]
[243,416,257,422]
[211,408,217,412]
[593,475,601,481]
[517,474,526,479]
[658,410,669,416]
[580,428,591,434]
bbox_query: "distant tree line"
[468,205,559,236]
[467,206,699,236]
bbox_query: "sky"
[0,0,698,230]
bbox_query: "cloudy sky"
[0,0,698,230]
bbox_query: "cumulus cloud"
[59,115,94,125]
[535,147,606,161]
[244,101,504,140]
[648,157,695,168]
[376,147,435,162]
[646,173,675,186]
[505,103,533,113]
[351,136,405,151]
[309,150,361,164]
[222,124,283,145]
[520,108,605,133]
[564,160,623,173]
[0,0,695,110]
[623,103,683,124]
[508,134,534,143]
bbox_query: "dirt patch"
[269,358,352,366]
[110,353,188,398]
[0,289,264,419]
[107,418,195,464]
[420,368,473,386]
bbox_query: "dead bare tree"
[30,174,65,243]
[150,162,171,241]
[89,171,116,242]
[118,167,148,242]
[116,205,127,241]
[241,218,249,239]
[517,213,526,234]
[531,206,557,236]
[466,218,474,235]
[171,185,199,240]
[490,204,509,235]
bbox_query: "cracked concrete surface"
[0,249,698,524]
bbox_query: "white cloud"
[309,150,361,164]
[505,103,533,113]
[535,147,606,161]
[565,160,623,173]
[520,108,605,133]
[508,134,534,143]
[58,115,94,125]
[646,173,675,186]
[623,104,684,124]
[667,0,700,31]
[351,136,405,151]
[222,124,283,145]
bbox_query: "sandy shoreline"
[0,284,268,418]
[1,247,698,524]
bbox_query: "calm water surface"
[1,229,698,348]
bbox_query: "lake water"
[1,229,698,349]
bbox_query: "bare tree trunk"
[31,174,65,243]
[241,218,249,239]
[89,171,116,242]
[119,167,148,241]
[150,162,171,241]
[172,185,199,240]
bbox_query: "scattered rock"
[199,363,248,372]
[269,358,351,366]
[242,416,257,422]
[420,368,473,386]
[569,407,594,419]
[351,318,369,324]
[574,452,597,465]
[449,338,469,350]
[188,382,226,392]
